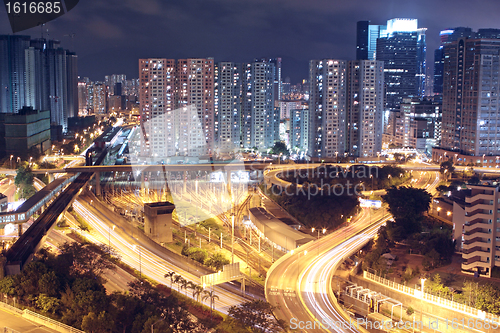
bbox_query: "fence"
[0,297,84,333]
[364,270,500,323]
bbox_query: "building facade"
[214,62,241,154]
[346,60,384,157]
[242,59,278,150]
[441,38,500,156]
[308,59,347,159]
[460,184,500,278]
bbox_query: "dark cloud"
[1,0,500,82]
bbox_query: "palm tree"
[202,290,219,311]
[192,284,204,302]
[173,274,185,292]
[164,271,176,289]
[180,279,191,296]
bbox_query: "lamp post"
[231,214,235,264]
[370,174,374,191]
[420,278,426,332]
[151,317,165,333]
[312,228,326,256]
[109,225,115,254]
[10,155,13,169]
[133,244,142,279]
[335,151,338,163]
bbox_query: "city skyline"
[2,0,500,83]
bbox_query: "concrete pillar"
[95,172,101,197]
[18,224,22,237]
[48,173,55,183]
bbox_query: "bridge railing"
[364,270,500,323]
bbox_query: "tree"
[192,285,204,302]
[164,271,176,289]
[382,186,431,239]
[440,160,455,178]
[81,311,114,333]
[227,300,287,333]
[270,141,289,157]
[15,162,36,199]
[36,294,60,314]
[173,275,185,293]
[202,290,219,311]
[59,243,114,278]
[205,252,230,271]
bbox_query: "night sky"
[1,0,500,83]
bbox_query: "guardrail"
[0,298,84,333]
[364,270,500,322]
[23,309,84,333]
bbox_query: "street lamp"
[335,151,338,163]
[9,155,13,169]
[231,214,235,264]
[133,244,142,279]
[370,174,374,191]
[109,225,115,254]
[420,278,426,332]
[312,228,326,256]
[151,317,165,333]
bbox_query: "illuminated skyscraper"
[441,38,500,156]
[214,62,241,153]
[308,59,347,159]
[242,59,278,149]
[347,60,384,157]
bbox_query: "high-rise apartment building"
[242,59,278,150]
[176,58,215,155]
[347,60,384,157]
[138,58,176,158]
[93,82,107,116]
[290,103,309,151]
[214,62,241,153]
[0,36,77,132]
[441,38,500,156]
[0,35,31,115]
[308,59,347,159]
[459,183,500,278]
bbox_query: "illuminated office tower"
[242,59,278,149]
[433,28,474,96]
[347,60,384,157]
[376,19,427,112]
[138,58,176,158]
[176,58,215,156]
[441,38,500,156]
[308,59,347,159]
[214,62,241,153]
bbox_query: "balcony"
[463,247,490,259]
[466,192,494,203]
[465,218,491,228]
[462,256,491,270]
[465,209,492,219]
[464,237,490,247]
[464,227,491,237]
[467,198,493,207]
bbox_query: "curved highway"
[265,167,440,332]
